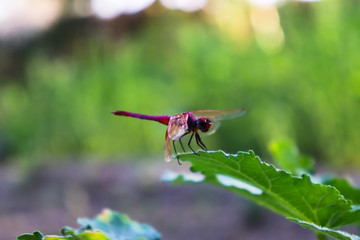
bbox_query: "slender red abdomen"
[112,111,170,126]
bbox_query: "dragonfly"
[112,109,246,165]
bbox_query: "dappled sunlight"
[205,0,285,52]
[250,4,284,53]
[205,1,253,45]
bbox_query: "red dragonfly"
[112,109,246,164]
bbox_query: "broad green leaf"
[17,209,161,240]
[322,178,360,205]
[288,218,360,240]
[268,139,314,174]
[173,151,360,228]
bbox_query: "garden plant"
[18,140,360,240]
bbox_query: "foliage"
[18,230,108,240]
[288,219,360,240]
[163,148,360,240]
[269,139,360,205]
[18,231,44,240]
[16,142,360,239]
[322,178,360,205]
[268,139,314,175]
[17,209,161,240]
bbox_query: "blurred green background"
[0,0,360,168]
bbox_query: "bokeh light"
[160,0,208,12]
[90,0,156,19]
[0,0,62,38]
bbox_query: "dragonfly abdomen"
[112,111,170,126]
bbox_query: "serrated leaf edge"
[178,150,354,227]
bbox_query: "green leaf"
[322,178,360,205]
[17,209,161,240]
[46,230,108,240]
[17,228,109,240]
[76,209,161,240]
[173,151,360,228]
[288,218,360,240]
[268,139,314,174]
[17,231,44,240]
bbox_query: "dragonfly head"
[196,117,212,132]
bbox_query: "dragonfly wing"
[203,120,221,136]
[164,131,172,162]
[167,113,189,140]
[190,109,246,121]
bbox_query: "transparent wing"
[167,113,189,140]
[190,109,246,121]
[164,131,172,162]
[190,109,245,136]
[203,120,221,136]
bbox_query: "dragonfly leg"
[188,132,199,155]
[195,133,208,151]
[172,140,182,165]
[178,139,186,152]
[178,131,190,152]
[195,134,204,150]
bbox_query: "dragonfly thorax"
[196,117,212,132]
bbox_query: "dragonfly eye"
[197,118,212,132]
